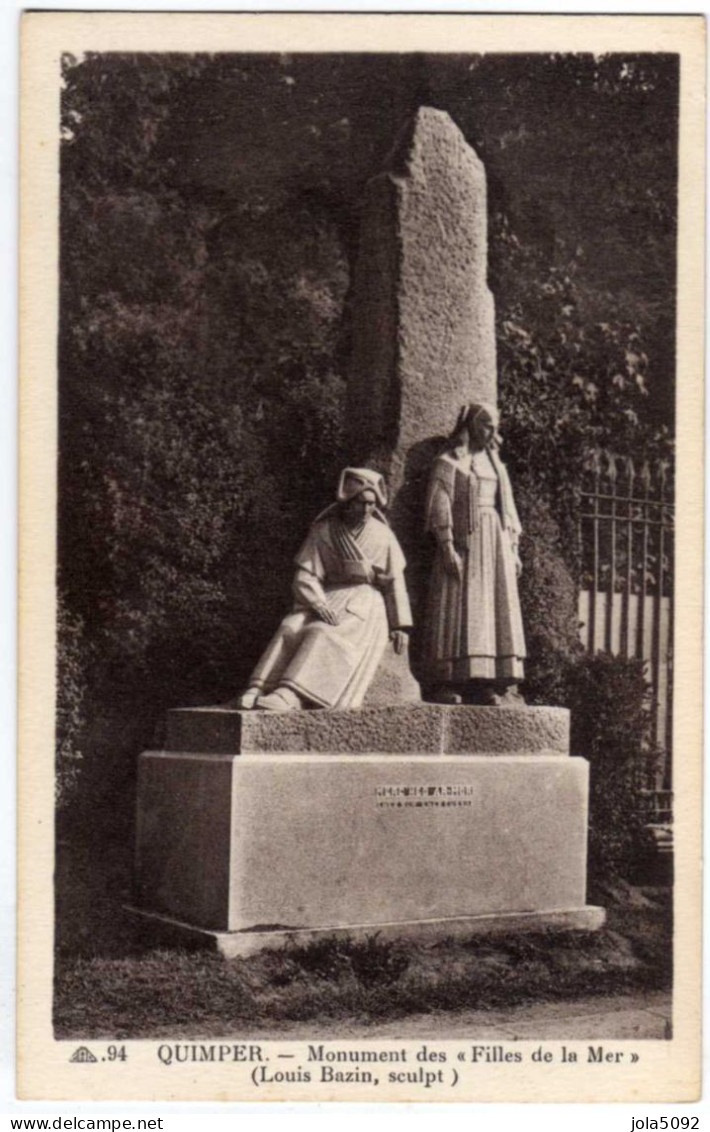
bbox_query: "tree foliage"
[568,654,660,879]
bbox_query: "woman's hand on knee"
[313,601,340,626]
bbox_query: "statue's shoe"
[239,688,261,709]
[429,687,463,705]
[491,687,526,708]
[257,687,302,712]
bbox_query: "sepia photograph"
[17,12,704,1105]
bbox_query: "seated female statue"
[239,467,412,712]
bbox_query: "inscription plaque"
[376,784,475,809]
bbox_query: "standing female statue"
[422,403,526,705]
[238,468,412,712]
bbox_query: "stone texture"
[362,641,422,707]
[129,905,606,960]
[168,704,442,755]
[135,751,592,934]
[445,705,569,755]
[348,107,497,505]
[166,704,570,756]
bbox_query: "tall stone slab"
[348,107,497,505]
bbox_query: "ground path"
[339,989,671,1041]
[156,990,670,1043]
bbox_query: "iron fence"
[577,450,674,791]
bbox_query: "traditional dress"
[248,511,412,709]
[423,446,526,684]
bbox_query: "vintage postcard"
[18,11,704,1104]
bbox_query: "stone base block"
[128,905,606,959]
[166,703,570,756]
[136,751,591,934]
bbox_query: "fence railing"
[577,450,674,791]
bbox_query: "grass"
[54,887,671,1039]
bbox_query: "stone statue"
[239,468,412,712]
[422,403,526,706]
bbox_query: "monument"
[131,108,604,956]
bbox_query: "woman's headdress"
[313,467,389,526]
[450,402,501,447]
[336,467,388,508]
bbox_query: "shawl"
[425,446,522,541]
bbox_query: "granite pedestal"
[133,705,604,955]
